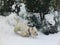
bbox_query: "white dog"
[14,21,38,37]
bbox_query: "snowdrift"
[0,13,60,45]
[0,3,60,45]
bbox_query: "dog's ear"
[31,27,33,30]
[28,27,31,35]
[28,28,30,32]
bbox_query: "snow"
[0,13,60,45]
[0,22,60,45]
[45,13,55,26]
[54,11,58,17]
[0,3,60,45]
[12,3,16,11]
[12,3,27,19]
[6,13,18,26]
[19,3,27,18]
[6,12,28,26]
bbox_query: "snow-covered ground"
[0,13,60,45]
[0,3,60,45]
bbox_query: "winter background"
[0,0,60,45]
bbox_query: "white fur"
[14,21,38,37]
[29,27,38,37]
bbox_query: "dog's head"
[28,27,38,37]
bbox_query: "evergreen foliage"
[26,0,51,22]
[49,0,60,10]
